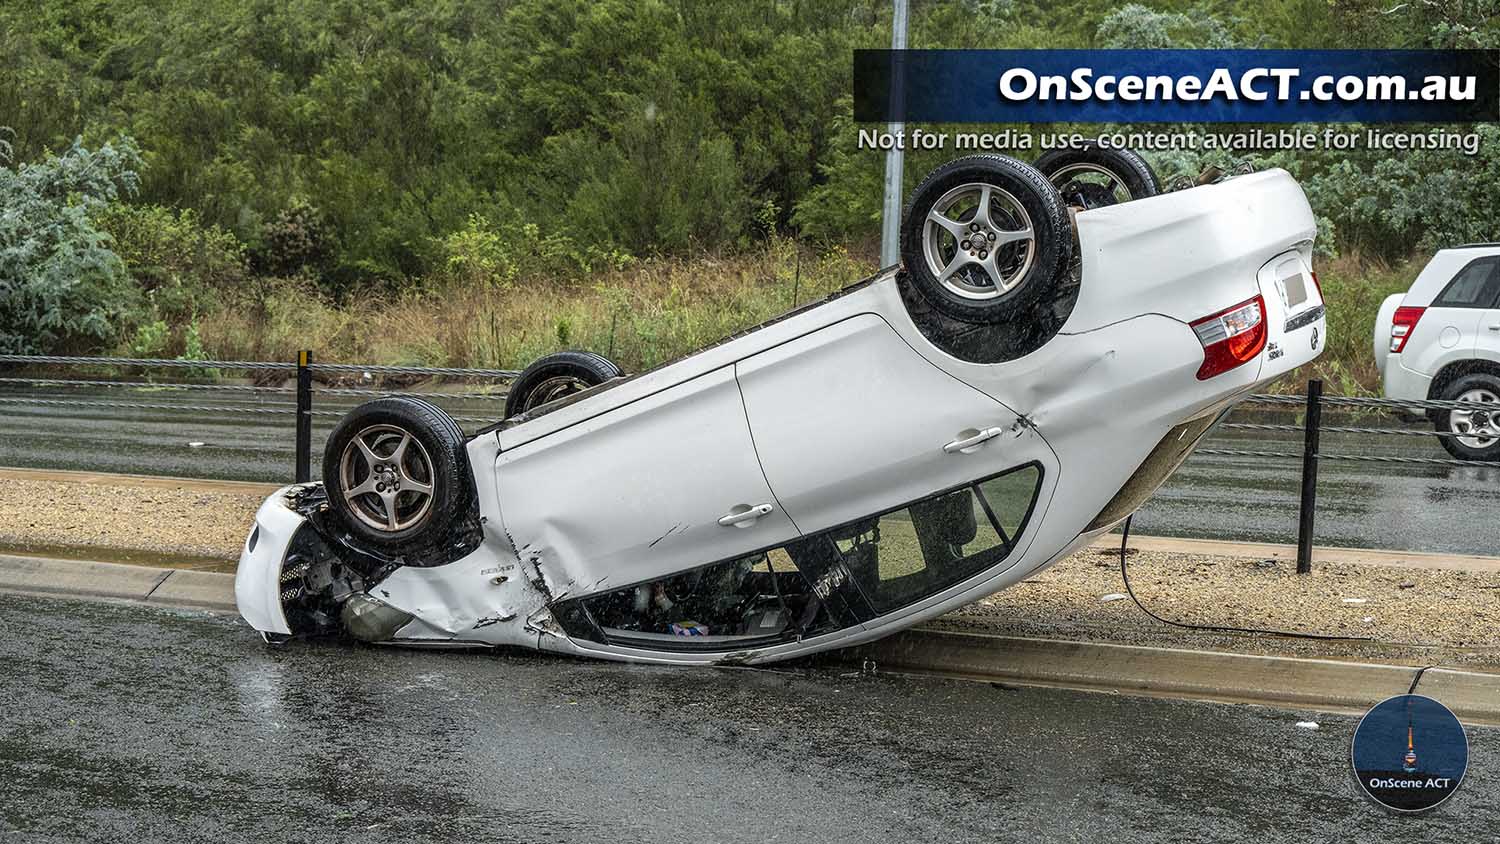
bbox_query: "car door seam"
[732,361,802,537]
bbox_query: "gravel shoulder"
[935,545,1500,671]
[4,468,1500,671]
[0,473,267,569]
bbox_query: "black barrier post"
[1296,378,1323,574]
[295,350,313,483]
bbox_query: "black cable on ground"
[1408,665,1437,694]
[1118,515,1375,642]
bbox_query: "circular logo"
[1311,325,1319,351]
[1351,694,1468,813]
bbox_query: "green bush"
[95,203,248,341]
[257,200,333,283]
[438,213,634,288]
[0,136,142,354]
[127,320,171,358]
[1305,126,1500,259]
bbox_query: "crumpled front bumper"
[234,485,308,636]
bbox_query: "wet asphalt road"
[0,383,1497,556]
[1,593,1496,843]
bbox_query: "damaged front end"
[235,484,481,643]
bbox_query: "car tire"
[1034,143,1160,209]
[322,396,474,552]
[1434,374,1500,461]
[504,350,622,418]
[900,155,1074,325]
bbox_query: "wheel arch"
[1427,357,1500,400]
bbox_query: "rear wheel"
[1437,375,1500,461]
[900,155,1073,325]
[505,350,622,418]
[322,397,473,551]
[1034,143,1159,210]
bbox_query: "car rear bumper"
[1382,354,1433,402]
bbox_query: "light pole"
[879,0,908,268]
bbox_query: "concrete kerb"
[1090,533,1500,575]
[850,628,1500,725]
[0,553,235,611]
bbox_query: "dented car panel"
[236,168,1327,665]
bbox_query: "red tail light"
[1310,270,1323,300]
[1390,306,1425,354]
[1191,295,1267,380]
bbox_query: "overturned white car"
[237,149,1326,665]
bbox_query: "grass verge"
[196,241,1419,395]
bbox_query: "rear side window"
[1433,257,1500,309]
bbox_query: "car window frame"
[554,536,866,652]
[817,461,1045,616]
[1432,256,1500,310]
[550,461,1045,651]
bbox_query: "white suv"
[1376,245,1500,460]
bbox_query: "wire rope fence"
[2,356,1495,570]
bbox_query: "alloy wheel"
[1047,162,1132,208]
[1450,388,1500,450]
[519,374,593,412]
[921,181,1036,300]
[338,424,436,533]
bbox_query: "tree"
[0,136,142,354]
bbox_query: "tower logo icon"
[1351,694,1467,813]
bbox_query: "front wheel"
[1436,374,1500,461]
[321,396,473,551]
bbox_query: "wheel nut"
[979,250,989,259]
[987,232,997,242]
[961,239,971,250]
[970,222,980,232]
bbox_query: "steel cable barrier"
[0,352,517,484]
[1190,378,1500,571]
[1,358,1494,567]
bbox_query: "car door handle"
[1489,324,1500,331]
[943,426,1005,454]
[718,503,774,528]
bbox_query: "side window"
[569,537,850,649]
[556,464,1043,647]
[1433,258,1500,309]
[832,464,1042,614]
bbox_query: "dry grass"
[201,240,877,372]
[199,242,1417,396]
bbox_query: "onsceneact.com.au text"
[998,68,1479,103]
